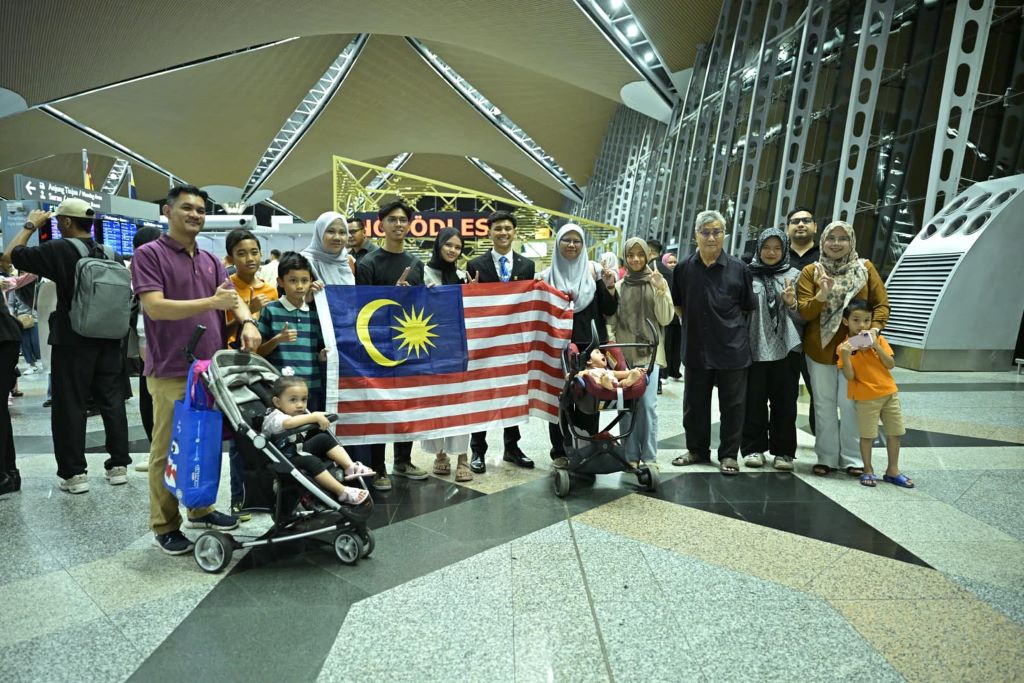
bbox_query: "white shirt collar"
[280,297,309,312]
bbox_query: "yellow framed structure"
[332,155,621,268]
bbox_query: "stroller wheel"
[361,532,375,558]
[553,469,571,498]
[333,531,364,565]
[639,465,660,493]
[194,532,233,574]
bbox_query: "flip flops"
[883,473,915,488]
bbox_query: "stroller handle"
[183,325,206,363]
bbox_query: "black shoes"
[503,448,535,469]
[469,453,486,473]
[0,469,20,495]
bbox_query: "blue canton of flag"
[325,285,468,378]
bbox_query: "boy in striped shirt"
[256,252,327,411]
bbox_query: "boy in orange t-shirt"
[223,229,279,519]
[837,299,914,489]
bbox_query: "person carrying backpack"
[1,198,132,494]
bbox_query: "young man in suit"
[465,211,536,473]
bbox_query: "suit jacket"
[467,250,535,283]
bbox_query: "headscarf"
[301,211,353,285]
[748,228,791,334]
[617,237,656,345]
[599,252,619,281]
[817,221,868,348]
[661,253,676,266]
[427,227,464,285]
[544,224,596,310]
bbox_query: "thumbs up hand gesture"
[211,279,239,311]
[276,322,298,343]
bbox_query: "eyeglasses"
[383,216,409,225]
[823,235,851,243]
[698,230,725,239]
[559,239,583,247]
[789,217,814,225]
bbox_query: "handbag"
[164,361,224,508]
[16,313,34,329]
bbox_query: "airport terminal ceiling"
[0,0,722,218]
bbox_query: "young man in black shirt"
[1,199,131,494]
[354,200,426,491]
[785,206,820,434]
[465,211,535,472]
[670,209,755,475]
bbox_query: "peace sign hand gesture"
[781,277,796,307]
[396,267,411,286]
[650,267,667,292]
[467,270,480,285]
[814,263,834,301]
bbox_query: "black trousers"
[139,362,153,443]
[0,341,19,475]
[800,354,815,435]
[470,425,521,457]
[288,431,340,477]
[51,342,130,479]
[370,441,412,474]
[548,409,600,458]
[742,352,801,458]
[683,365,747,462]
[664,322,682,379]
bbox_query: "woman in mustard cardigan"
[796,221,889,476]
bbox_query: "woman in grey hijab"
[742,227,804,471]
[301,211,354,286]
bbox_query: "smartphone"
[847,331,874,350]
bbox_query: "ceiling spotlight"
[609,0,624,9]
[643,51,655,64]
[626,23,639,39]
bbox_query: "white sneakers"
[105,467,128,485]
[58,474,90,494]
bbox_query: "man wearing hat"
[1,199,131,494]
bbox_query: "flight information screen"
[100,215,137,256]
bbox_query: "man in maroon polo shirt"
[131,185,261,555]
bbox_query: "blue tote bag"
[164,361,223,508]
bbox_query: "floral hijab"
[817,221,868,347]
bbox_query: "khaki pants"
[147,376,215,534]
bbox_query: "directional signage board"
[14,174,104,208]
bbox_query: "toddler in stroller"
[553,321,660,498]
[263,375,374,508]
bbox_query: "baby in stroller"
[263,375,374,508]
[583,348,646,391]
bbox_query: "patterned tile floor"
[2,366,1023,682]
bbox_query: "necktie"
[499,255,510,282]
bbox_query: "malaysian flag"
[319,280,573,445]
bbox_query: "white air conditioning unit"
[884,174,1023,371]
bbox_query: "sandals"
[719,458,739,476]
[432,453,451,476]
[845,466,865,477]
[743,453,766,468]
[454,454,473,482]
[860,473,878,487]
[883,472,915,488]
[342,463,375,480]
[337,486,371,507]
[812,465,832,476]
[672,452,711,467]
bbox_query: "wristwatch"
[242,319,259,329]
[23,221,37,232]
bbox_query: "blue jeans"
[20,327,40,365]
[620,365,659,462]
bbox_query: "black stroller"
[552,320,660,498]
[184,329,373,573]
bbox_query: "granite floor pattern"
[1,366,1023,682]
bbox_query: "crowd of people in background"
[0,188,914,556]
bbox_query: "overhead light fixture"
[609,0,623,9]
[626,23,640,39]
[643,51,654,64]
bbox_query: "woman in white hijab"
[539,223,618,464]
[301,211,354,286]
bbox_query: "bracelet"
[241,319,258,328]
